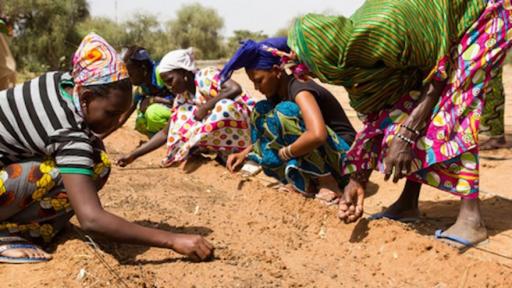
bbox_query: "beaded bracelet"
[400,124,421,136]
[396,133,415,145]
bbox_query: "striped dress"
[0,72,97,176]
[288,0,512,198]
[288,0,487,114]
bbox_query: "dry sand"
[1,67,512,287]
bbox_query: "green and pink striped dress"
[288,0,512,198]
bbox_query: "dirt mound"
[1,70,512,287]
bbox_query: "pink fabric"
[344,0,512,198]
[162,67,255,166]
[72,33,128,87]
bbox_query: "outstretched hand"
[117,154,135,167]
[338,179,365,223]
[226,152,246,173]
[171,234,214,261]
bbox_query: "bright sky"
[87,0,365,37]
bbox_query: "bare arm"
[204,79,242,110]
[226,144,253,172]
[151,96,173,106]
[117,121,170,167]
[384,79,446,182]
[402,80,445,132]
[194,79,243,121]
[286,91,328,157]
[63,173,213,260]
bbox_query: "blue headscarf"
[219,37,290,83]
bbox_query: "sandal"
[0,236,51,264]
[434,229,489,248]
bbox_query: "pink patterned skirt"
[343,0,512,199]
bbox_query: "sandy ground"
[1,67,512,287]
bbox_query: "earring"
[184,75,188,82]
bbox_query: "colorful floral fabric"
[344,0,512,199]
[162,67,255,166]
[72,33,128,87]
[249,101,351,195]
[287,0,487,115]
[0,141,110,242]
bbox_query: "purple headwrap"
[219,37,290,83]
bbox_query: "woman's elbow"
[231,85,242,97]
[78,210,103,233]
[312,129,328,145]
[228,82,242,96]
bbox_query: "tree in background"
[77,13,171,62]
[3,0,89,71]
[167,3,224,59]
[124,13,170,61]
[76,17,128,50]
[273,27,289,38]
[2,1,298,72]
[225,30,268,57]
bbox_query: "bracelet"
[279,145,295,161]
[286,145,295,159]
[400,124,421,136]
[279,147,288,161]
[396,133,415,145]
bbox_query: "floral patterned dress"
[162,66,255,166]
[0,140,110,242]
[344,0,512,199]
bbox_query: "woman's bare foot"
[0,237,52,263]
[316,175,342,205]
[370,180,421,221]
[437,198,488,248]
[480,135,512,150]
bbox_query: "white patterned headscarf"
[157,48,197,73]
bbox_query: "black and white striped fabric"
[0,72,95,175]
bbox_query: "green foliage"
[225,30,268,57]
[3,0,89,71]
[1,1,286,71]
[123,13,171,60]
[77,13,171,61]
[273,27,289,38]
[76,17,128,49]
[167,3,225,59]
